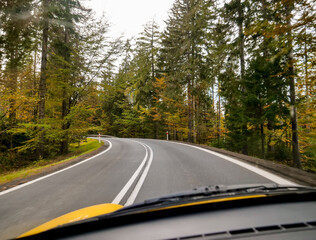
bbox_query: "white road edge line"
[112,141,149,204]
[0,139,113,196]
[125,143,154,206]
[166,141,297,186]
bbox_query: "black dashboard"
[60,195,316,239]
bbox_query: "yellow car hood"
[18,194,267,238]
[19,203,123,238]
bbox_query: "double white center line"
[112,141,154,206]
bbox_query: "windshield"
[0,0,315,239]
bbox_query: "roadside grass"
[0,138,103,185]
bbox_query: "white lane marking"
[125,143,154,206]
[165,141,297,186]
[0,140,113,196]
[111,141,149,204]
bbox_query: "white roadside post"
[98,133,101,143]
[166,131,169,141]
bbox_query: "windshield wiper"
[120,184,315,211]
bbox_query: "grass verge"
[0,138,103,185]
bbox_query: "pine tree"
[160,0,209,142]
[47,0,113,154]
[131,21,160,107]
[129,20,161,138]
[285,0,301,168]
[221,0,251,153]
[38,0,50,158]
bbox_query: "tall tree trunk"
[260,0,268,159]
[8,72,17,126]
[150,22,155,83]
[289,55,301,168]
[238,1,245,81]
[260,123,265,159]
[237,0,248,155]
[193,94,197,143]
[61,87,70,154]
[7,52,18,150]
[60,15,71,154]
[218,93,221,142]
[150,23,158,139]
[286,1,301,168]
[183,0,195,143]
[38,0,49,158]
[303,23,310,132]
[188,78,193,143]
[212,83,216,139]
[267,122,272,153]
[8,48,18,126]
[196,97,201,143]
[33,50,38,121]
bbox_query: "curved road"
[0,138,295,239]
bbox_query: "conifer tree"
[130,20,161,138]
[38,0,50,158]
[160,0,209,142]
[221,0,251,153]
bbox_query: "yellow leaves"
[247,124,255,131]
[153,77,166,89]
[153,77,167,99]
[0,88,37,122]
[164,110,187,132]
[153,113,162,122]
[139,106,150,116]
[263,104,271,110]
[138,106,162,122]
[139,115,145,122]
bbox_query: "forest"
[0,0,315,173]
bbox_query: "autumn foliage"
[0,0,315,173]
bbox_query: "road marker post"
[98,133,101,143]
[166,131,169,141]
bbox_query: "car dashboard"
[60,199,316,239]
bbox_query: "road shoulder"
[180,141,316,187]
[0,141,109,192]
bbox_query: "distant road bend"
[0,138,296,239]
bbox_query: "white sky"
[86,0,175,39]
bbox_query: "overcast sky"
[86,0,175,39]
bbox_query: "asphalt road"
[0,138,295,239]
